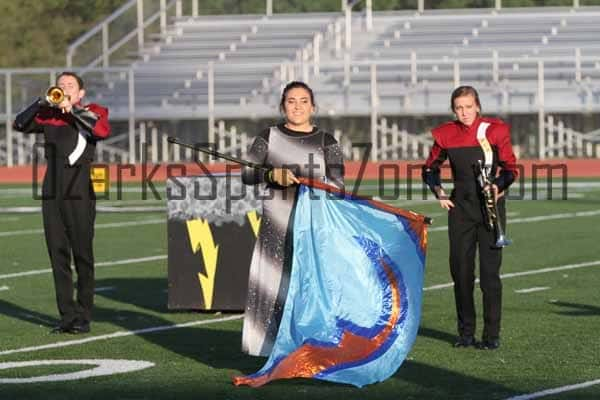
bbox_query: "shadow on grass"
[0,299,59,328]
[94,277,169,314]
[391,360,515,400]
[418,326,457,346]
[91,277,263,373]
[551,301,600,317]
[0,277,259,375]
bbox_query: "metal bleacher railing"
[1,0,599,167]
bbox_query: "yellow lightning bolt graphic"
[247,211,262,237]
[186,219,219,309]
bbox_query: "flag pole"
[167,136,268,171]
[168,137,432,225]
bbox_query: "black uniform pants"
[448,197,506,340]
[42,160,96,326]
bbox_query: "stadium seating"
[82,7,600,120]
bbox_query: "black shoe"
[453,335,476,348]
[68,322,90,334]
[50,320,76,334]
[50,325,71,334]
[476,338,500,350]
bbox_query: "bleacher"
[77,6,600,120]
[2,3,600,165]
[87,13,337,119]
[317,7,600,115]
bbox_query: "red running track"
[0,159,598,184]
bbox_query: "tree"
[0,0,124,68]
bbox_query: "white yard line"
[96,206,164,213]
[423,282,456,291]
[514,287,550,294]
[94,286,116,293]
[0,219,164,237]
[357,182,600,191]
[0,206,165,213]
[0,187,168,196]
[4,182,599,197]
[0,315,243,356]
[0,359,155,384]
[428,209,600,232]
[1,209,598,237]
[424,260,600,291]
[0,207,40,213]
[0,255,167,280]
[0,286,9,292]
[504,378,600,400]
[391,192,587,206]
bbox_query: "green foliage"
[2,0,600,68]
[0,0,124,68]
[272,0,343,12]
[194,0,267,14]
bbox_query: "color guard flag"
[233,179,428,387]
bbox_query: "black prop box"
[167,174,262,310]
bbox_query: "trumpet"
[45,86,71,106]
[43,86,96,133]
[474,160,512,248]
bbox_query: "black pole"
[167,136,268,171]
[168,137,433,225]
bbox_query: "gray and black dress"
[241,124,344,356]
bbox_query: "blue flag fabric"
[233,181,428,387]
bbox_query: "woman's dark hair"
[279,81,316,114]
[56,71,85,90]
[450,85,481,113]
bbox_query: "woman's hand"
[485,184,505,202]
[435,187,454,210]
[439,198,455,210]
[270,168,300,186]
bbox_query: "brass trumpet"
[45,86,71,106]
[475,160,512,248]
[43,86,95,132]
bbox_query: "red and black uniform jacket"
[422,116,518,220]
[13,98,111,165]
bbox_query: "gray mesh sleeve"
[241,135,269,185]
[324,142,344,190]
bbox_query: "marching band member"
[13,71,111,334]
[422,86,518,350]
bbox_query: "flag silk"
[233,179,428,388]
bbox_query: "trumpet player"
[422,86,518,350]
[13,71,111,334]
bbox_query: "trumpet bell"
[494,235,512,248]
[45,86,70,105]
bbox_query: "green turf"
[1,179,599,399]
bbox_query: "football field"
[0,179,599,399]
